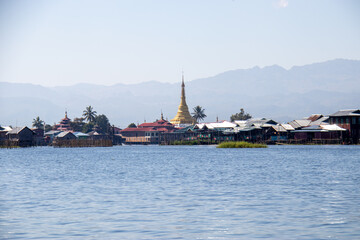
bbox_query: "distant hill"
[1,59,359,128]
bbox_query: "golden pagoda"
[170,74,195,126]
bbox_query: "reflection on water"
[0,145,360,239]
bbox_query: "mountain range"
[1,59,359,128]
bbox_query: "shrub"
[217,141,267,148]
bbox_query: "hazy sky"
[1,0,359,86]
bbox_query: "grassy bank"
[217,141,267,148]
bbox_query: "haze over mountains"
[1,59,359,128]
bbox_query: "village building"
[161,124,235,144]
[292,124,346,144]
[111,126,122,135]
[44,130,61,143]
[266,124,295,142]
[54,111,73,131]
[288,119,312,130]
[121,114,175,144]
[231,118,278,142]
[328,109,360,144]
[6,126,35,147]
[0,126,12,142]
[73,132,90,139]
[55,131,77,140]
[170,75,195,127]
[32,128,45,145]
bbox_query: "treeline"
[33,105,112,134]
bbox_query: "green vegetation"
[77,107,111,134]
[82,105,97,122]
[192,105,207,123]
[32,116,44,129]
[169,140,216,145]
[127,123,137,128]
[94,114,111,134]
[45,124,52,132]
[230,108,252,121]
[171,140,201,145]
[70,117,86,132]
[217,141,267,148]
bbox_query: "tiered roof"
[55,111,73,131]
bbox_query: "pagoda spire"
[170,73,194,127]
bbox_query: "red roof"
[121,126,174,133]
[121,127,156,132]
[138,119,174,128]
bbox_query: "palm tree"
[32,116,44,129]
[82,105,97,123]
[192,105,207,123]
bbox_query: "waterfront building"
[55,131,77,140]
[266,124,295,142]
[170,75,195,127]
[54,111,73,131]
[121,114,175,144]
[73,132,90,139]
[44,130,61,143]
[32,128,45,145]
[6,126,35,147]
[328,109,360,144]
[0,126,12,141]
[138,113,175,131]
[292,124,346,144]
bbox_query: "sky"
[0,0,359,87]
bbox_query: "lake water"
[0,145,360,239]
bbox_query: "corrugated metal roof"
[281,124,295,131]
[246,118,278,126]
[329,109,360,117]
[321,124,346,131]
[56,131,75,138]
[45,130,61,135]
[307,114,323,122]
[6,127,32,135]
[196,121,236,130]
[272,125,287,132]
[234,120,247,127]
[289,120,311,129]
[73,132,90,137]
[309,116,329,126]
[293,124,346,132]
[0,126,12,132]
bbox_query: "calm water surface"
[0,145,359,239]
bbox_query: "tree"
[82,105,97,123]
[192,105,207,123]
[71,117,86,132]
[45,124,52,132]
[82,122,95,133]
[127,123,137,128]
[32,116,44,129]
[230,108,252,122]
[94,114,111,134]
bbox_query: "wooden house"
[55,131,77,140]
[6,127,35,147]
[293,124,346,144]
[328,109,360,144]
[0,126,12,141]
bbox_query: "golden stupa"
[170,75,195,126]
